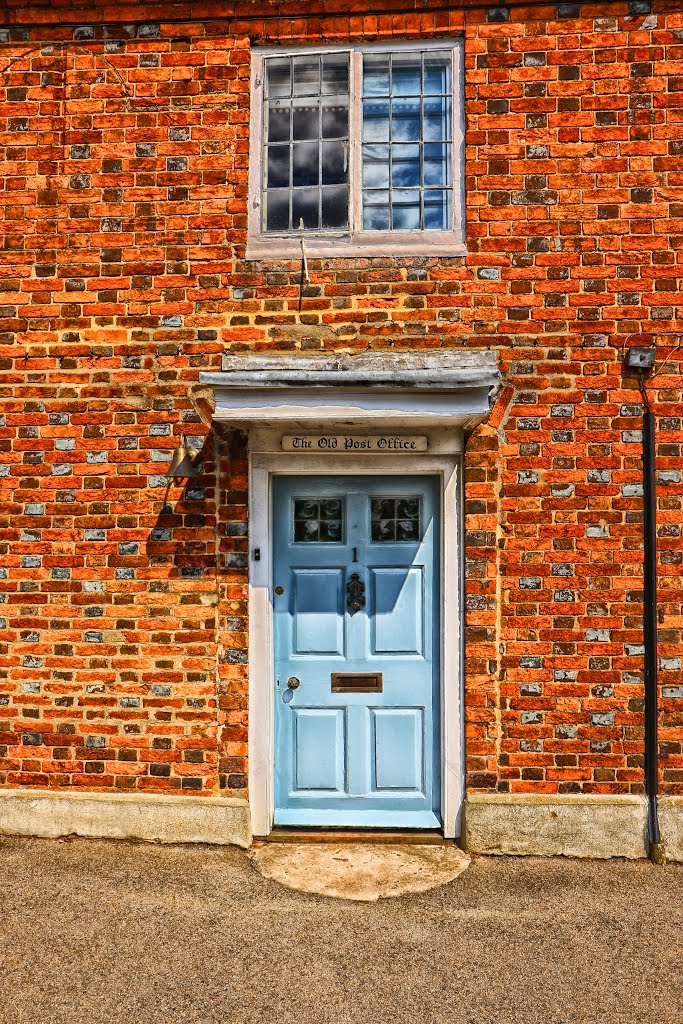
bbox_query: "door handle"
[287,676,301,690]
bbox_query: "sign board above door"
[281,435,429,453]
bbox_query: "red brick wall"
[0,1,681,801]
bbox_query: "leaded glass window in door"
[371,496,421,542]
[293,498,344,543]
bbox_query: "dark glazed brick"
[181,778,203,790]
[487,6,510,22]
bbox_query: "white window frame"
[247,39,466,259]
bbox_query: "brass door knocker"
[346,572,365,614]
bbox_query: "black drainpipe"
[638,374,666,864]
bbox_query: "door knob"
[287,676,301,690]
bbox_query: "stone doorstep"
[250,841,471,901]
[257,829,449,845]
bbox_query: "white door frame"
[246,428,465,838]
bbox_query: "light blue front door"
[273,475,440,828]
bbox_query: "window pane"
[267,105,290,143]
[322,53,349,96]
[292,104,319,141]
[292,143,319,187]
[266,59,291,98]
[322,104,348,139]
[267,147,290,188]
[320,519,342,542]
[361,48,454,235]
[396,519,419,541]
[371,495,421,542]
[375,499,395,518]
[424,143,451,186]
[262,53,350,235]
[363,145,390,188]
[292,56,320,97]
[392,144,420,188]
[392,190,421,230]
[265,191,290,231]
[295,520,319,542]
[322,185,349,228]
[363,55,390,96]
[294,497,344,543]
[362,191,390,230]
[391,55,421,96]
[424,190,451,229]
[363,99,390,142]
[262,48,454,240]
[423,96,451,142]
[397,498,419,518]
[423,52,451,94]
[391,98,421,142]
[292,189,319,229]
[295,500,319,519]
[322,141,348,185]
[372,520,395,542]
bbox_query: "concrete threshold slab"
[250,840,470,902]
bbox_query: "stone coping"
[0,788,252,848]
[464,793,652,860]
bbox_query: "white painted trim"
[350,48,362,240]
[201,350,500,433]
[247,430,464,838]
[209,388,492,430]
[254,40,464,56]
[247,458,274,839]
[245,239,468,260]
[249,49,265,238]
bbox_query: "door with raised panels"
[273,475,440,828]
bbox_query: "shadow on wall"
[146,435,214,580]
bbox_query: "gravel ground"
[0,836,681,1024]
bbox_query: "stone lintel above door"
[198,350,500,432]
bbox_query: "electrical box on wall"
[624,347,656,372]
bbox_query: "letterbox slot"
[331,672,383,693]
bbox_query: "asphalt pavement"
[0,835,681,1024]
